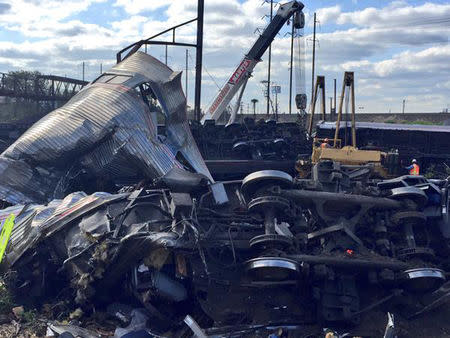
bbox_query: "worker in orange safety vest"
[406,159,420,175]
[321,138,331,149]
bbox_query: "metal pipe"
[144,18,197,42]
[321,77,326,121]
[308,76,319,135]
[277,188,402,210]
[350,72,356,147]
[116,18,197,62]
[329,97,332,116]
[334,74,346,147]
[287,254,409,271]
[333,78,336,120]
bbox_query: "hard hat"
[412,159,417,164]
[324,138,329,142]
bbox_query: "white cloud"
[1,0,107,35]
[314,5,341,26]
[373,45,450,77]
[0,0,448,114]
[336,2,450,28]
[113,0,169,15]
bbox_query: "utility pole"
[194,0,204,122]
[266,0,274,117]
[185,49,189,105]
[100,63,102,74]
[82,62,85,81]
[402,99,406,114]
[332,78,336,120]
[289,21,294,114]
[330,79,336,121]
[165,45,168,65]
[311,12,317,107]
[271,85,281,120]
[275,87,278,119]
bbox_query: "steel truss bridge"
[0,72,87,102]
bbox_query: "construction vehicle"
[201,0,305,125]
[298,72,399,178]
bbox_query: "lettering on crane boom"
[229,58,252,85]
[208,58,252,115]
[209,85,231,114]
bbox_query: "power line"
[187,52,221,90]
[359,15,450,28]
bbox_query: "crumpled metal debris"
[46,323,100,338]
[114,309,150,338]
[0,50,448,336]
[0,51,212,205]
[2,164,450,336]
[1,191,126,268]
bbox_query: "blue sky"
[0,0,449,114]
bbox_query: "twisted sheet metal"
[0,52,212,204]
[0,191,125,267]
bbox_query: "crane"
[201,0,305,124]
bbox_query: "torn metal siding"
[1,191,127,267]
[0,52,212,204]
[113,53,211,178]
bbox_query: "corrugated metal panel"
[0,52,212,204]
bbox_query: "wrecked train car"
[316,121,450,176]
[1,53,450,336]
[191,118,312,180]
[0,52,214,205]
[3,164,450,336]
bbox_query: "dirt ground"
[0,306,449,337]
